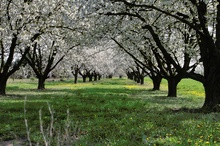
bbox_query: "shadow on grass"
[2,79,215,145]
[171,106,220,114]
[170,107,204,113]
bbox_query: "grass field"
[0,77,220,145]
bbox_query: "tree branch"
[109,0,204,36]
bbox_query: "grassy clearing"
[0,78,220,145]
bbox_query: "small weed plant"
[24,98,81,146]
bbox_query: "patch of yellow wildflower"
[125,85,139,89]
[188,90,205,97]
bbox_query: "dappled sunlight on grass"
[125,84,141,89]
[178,79,205,97]
[0,78,219,145]
[188,90,205,97]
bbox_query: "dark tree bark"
[94,72,98,81]
[74,72,78,84]
[98,74,102,80]
[82,76,87,82]
[88,74,93,81]
[108,74,113,78]
[0,77,7,95]
[137,66,145,85]
[71,65,79,84]
[166,77,181,97]
[202,71,220,110]
[196,2,220,110]
[137,77,141,83]
[134,69,141,83]
[135,72,140,83]
[79,70,87,82]
[37,76,46,90]
[140,76,144,85]
[150,75,162,91]
[127,71,134,80]
[200,37,220,110]
[84,69,93,82]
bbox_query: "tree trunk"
[38,76,46,90]
[202,65,220,111]
[198,27,220,110]
[89,75,93,81]
[127,72,134,80]
[127,74,130,79]
[98,75,102,80]
[134,74,137,82]
[94,73,98,81]
[167,77,180,97]
[82,76,86,82]
[150,75,162,91]
[73,69,79,84]
[140,76,144,85]
[0,77,7,95]
[136,75,140,83]
[74,73,78,84]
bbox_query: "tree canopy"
[1,0,220,111]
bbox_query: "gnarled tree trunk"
[136,74,141,83]
[197,22,220,110]
[202,60,220,111]
[98,74,102,80]
[89,75,93,81]
[37,76,46,90]
[94,72,98,81]
[151,75,162,91]
[0,77,7,95]
[82,75,87,82]
[74,73,78,84]
[140,76,144,85]
[166,77,181,97]
[73,69,79,84]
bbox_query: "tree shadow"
[169,106,220,113]
[170,107,204,113]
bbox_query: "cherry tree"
[105,0,220,110]
[62,39,127,83]
[0,0,105,93]
[0,0,47,95]
[109,14,199,96]
[25,32,79,89]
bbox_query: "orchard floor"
[1,78,220,145]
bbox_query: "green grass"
[0,77,220,145]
